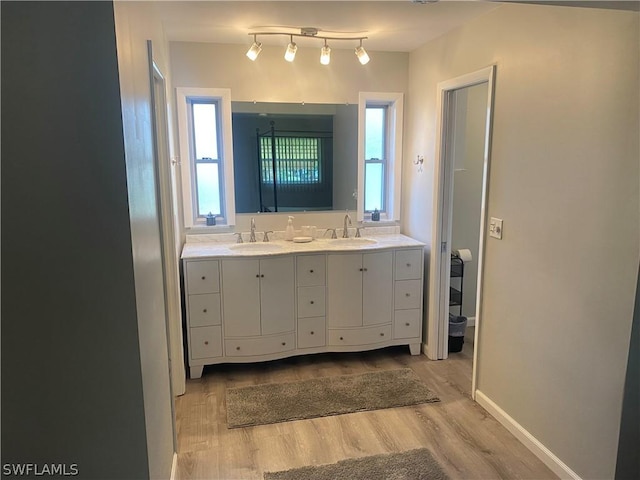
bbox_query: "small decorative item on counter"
[371,208,380,221]
[285,215,295,241]
[206,212,216,226]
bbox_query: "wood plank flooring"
[175,329,557,479]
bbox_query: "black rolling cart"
[450,252,464,314]
[448,252,467,353]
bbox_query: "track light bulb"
[284,38,297,62]
[246,37,262,61]
[355,45,370,65]
[320,43,331,65]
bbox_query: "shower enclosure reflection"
[231,102,358,213]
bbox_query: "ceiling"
[153,1,503,52]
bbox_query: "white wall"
[405,4,639,478]
[169,41,408,238]
[113,3,175,479]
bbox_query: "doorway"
[426,66,496,399]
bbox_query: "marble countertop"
[181,233,425,260]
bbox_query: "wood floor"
[175,329,557,479]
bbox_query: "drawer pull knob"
[201,276,206,280]
[380,333,385,337]
[282,342,286,346]
[340,336,344,340]
[236,346,240,350]
[256,274,260,278]
[310,331,315,335]
[405,293,410,297]
[204,341,209,345]
[203,309,207,313]
[364,268,368,272]
[261,274,265,278]
[406,263,411,267]
[310,301,314,304]
[359,268,363,272]
[310,269,314,273]
[405,322,410,326]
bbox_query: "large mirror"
[232,102,358,213]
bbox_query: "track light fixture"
[246,28,370,65]
[246,34,262,61]
[320,39,331,65]
[284,35,297,62]
[355,39,370,65]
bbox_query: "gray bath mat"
[226,368,439,428]
[263,448,449,480]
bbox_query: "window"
[357,92,403,222]
[177,88,235,227]
[364,106,387,212]
[260,136,321,185]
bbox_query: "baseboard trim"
[475,390,581,480]
[467,316,476,327]
[170,452,178,480]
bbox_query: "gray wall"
[1,2,150,477]
[333,105,359,211]
[404,4,639,478]
[615,265,640,479]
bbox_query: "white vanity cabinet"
[296,255,327,350]
[221,257,295,337]
[221,257,295,360]
[327,250,423,353]
[182,238,424,378]
[327,251,394,329]
[184,260,224,379]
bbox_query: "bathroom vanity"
[181,232,425,379]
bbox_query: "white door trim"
[426,65,496,400]
[148,43,186,399]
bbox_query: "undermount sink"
[330,238,378,247]
[229,243,284,252]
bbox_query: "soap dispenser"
[285,216,295,241]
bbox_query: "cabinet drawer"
[394,309,421,339]
[296,255,326,287]
[297,317,326,349]
[190,326,222,359]
[188,293,221,327]
[297,286,326,318]
[394,280,421,310]
[328,324,392,346]
[395,250,422,281]
[225,333,295,357]
[186,260,220,294]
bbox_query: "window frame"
[357,92,404,222]
[176,87,236,228]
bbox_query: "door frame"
[426,65,496,399]
[147,41,186,400]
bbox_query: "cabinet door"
[260,256,295,335]
[327,253,363,327]
[222,259,261,337]
[363,252,393,326]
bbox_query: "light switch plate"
[489,217,503,239]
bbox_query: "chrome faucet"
[343,213,352,238]
[249,217,257,243]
